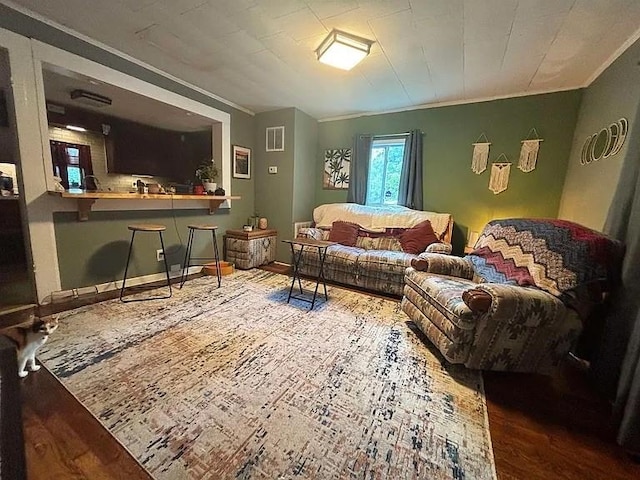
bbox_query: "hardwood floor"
[484,364,640,480]
[21,366,151,480]
[17,267,640,479]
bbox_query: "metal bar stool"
[120,224,172,302]
[179,224,221,288]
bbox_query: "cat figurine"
[1,315,59,378]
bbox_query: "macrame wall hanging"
[489,154,511,194]
[471,133,491,174]
[518,128,543,173]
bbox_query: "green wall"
[293,109,318,226]
[254,108,318,262]
[0,4,257,289]
[317,91,583,253]
[559,37,640,230]
[254,108,296,262]
[55,209,235,290]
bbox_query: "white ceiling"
[6,0,640,120]
[43,66,217,131]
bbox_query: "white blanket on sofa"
[313,203,452,240]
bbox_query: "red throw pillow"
[328,221,360,246]
[398,220,439,254]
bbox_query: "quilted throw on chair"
[467,218,624,307]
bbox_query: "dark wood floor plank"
[21,367,152,480]
[22,406,89,480]
[484,364,640,480]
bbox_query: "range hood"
[70,89,112,107]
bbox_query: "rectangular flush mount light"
[316,30,372,70]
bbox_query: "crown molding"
[318,85,582,122]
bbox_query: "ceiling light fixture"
[70,89,112,107]
[66,125,87,132]
[316,30,372,70]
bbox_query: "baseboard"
[39,267,203,316]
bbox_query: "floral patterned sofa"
[296,203,453,296]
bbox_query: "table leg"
[310,245,329,310]
[318,246,329,301]
[287,243,305,303]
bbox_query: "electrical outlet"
[132,181,137,188]
[268,166,277,174]
[156,249,164,262]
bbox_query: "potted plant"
[195,160,219,194]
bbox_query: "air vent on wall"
[70,89,112,107]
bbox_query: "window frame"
[366,135,407,206]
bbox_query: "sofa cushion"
[355,235,403,252]
[299,244,362,270]
[357,250,416,276]
[328,221,360,246]
[398,220,439,254]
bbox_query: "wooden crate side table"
[224,229,277,269]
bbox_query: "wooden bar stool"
[120,224,172,302]
[179,224,221,288]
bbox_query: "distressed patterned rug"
[39,270,496,479]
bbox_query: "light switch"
[268,166,278,174]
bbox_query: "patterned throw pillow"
[328,221,360,246]
[356,236,403,251]
[398,220,439,254]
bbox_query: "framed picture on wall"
[232,145,251,179]
[323,148,351,189]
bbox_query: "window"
[366,137,406,205]
[50,140,93,190]
[66,147,82,188]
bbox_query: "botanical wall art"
[323,148,351,189]
[232,145,251,179]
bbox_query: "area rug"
[39,270,496,479]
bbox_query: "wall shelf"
[48,191,240,221]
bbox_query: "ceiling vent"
[70,89,112,107]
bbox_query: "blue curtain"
[591,105,640,454]
[398,129,423,210]
[347,134,372,205]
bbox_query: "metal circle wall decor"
[580,118,628,165]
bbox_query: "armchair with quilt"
[401,218,623,374]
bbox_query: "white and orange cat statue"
[1,315,59,378]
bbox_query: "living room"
[0,1,639,479]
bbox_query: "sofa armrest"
[411,253,474,279]
[297,227,324,241]
[424,242,452,254]
[468,284,567,327]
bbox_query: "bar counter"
[47,190,241,221]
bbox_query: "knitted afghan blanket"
[467,218,623,307]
